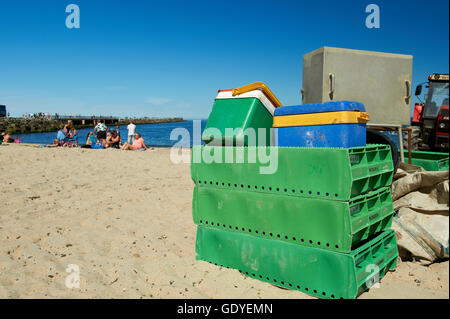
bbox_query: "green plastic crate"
[195,226,398,299]
[202,98,273,146]
[191,145,394,201]
[192,186,394,253]
[401,150,449,171]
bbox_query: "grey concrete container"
[302,47,413,125]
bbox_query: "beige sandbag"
[393,207,449,265]
[392,170,449,201]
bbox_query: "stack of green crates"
[192,94,398,299]
[191,145,398,299]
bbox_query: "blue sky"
[0,0,448,119]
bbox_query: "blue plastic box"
[273,101,368,148]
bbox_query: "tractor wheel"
[403,126,421,150]
[366,128,400,174]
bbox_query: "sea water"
[14,120,207,148]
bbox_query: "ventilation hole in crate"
[216,182,219,186]
[289,283,292,287]
[284,188,287,192]
[229,226,232,229]
[305,288,309,292]
[270,233,273,237]
[335,194,338,197]
[223,224,226,228]
[276,188,280,191]
[228,183,231,187]
[292,237,296,241]
[335,245,339,249]
[292,189,295,193]
[322,292,326,296]
[269,187,272,191]
[301,238,305,242]
[210,181,213,185]
[254,186,258,190]
[247,185,251,189]
[308,191,312,195]
[241,184,244,188]
[313,289,317,294]
[326,193,330,197]
[300,190,304,193]
[245,272,248,275]
[204,180,207,184]
[241,228,245,231]
[262,231,266,235]
[248,229,252,233]
[317,242,321,246]
[277,234,281,238]
[273,279,277,283]
[266,277,270,280]
[261,186,265,190]
[211,222,214,226]
[234,184,237,187]
[309,240,313,244]
[317,192,320,195]
[199,220,203,223]
[285,236,288,239]
[331,294,335,299]
[255,230,259,234]
[296,285,301,289]
[259,275,262,279]
[205,221,209,225]
[235,226,238,230]
[221,182,224,186]
[326,243,330,247]
[281,281,285,285]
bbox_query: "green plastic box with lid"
[202,89,276,146]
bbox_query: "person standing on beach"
[95,120,108,140]
[127,120,136,144]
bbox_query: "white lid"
[215,90,276,115]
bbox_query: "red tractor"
[411,73,449,151]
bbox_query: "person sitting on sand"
[49,139,61,147]
[109,130,121,149]
[121,133,148,151]
[115,126,122,144]
[2,132,12,143]
[56,126,68,142]
[102,131,113,148]
[72,129,79,147]
[86,132,95,146]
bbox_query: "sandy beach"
[0,143,448,299]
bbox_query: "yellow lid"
[273,111,370,128]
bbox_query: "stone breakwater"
[0,117,184,134]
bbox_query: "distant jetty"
[0,117,184,134]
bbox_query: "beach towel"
[91,143,104,149]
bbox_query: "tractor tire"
[366,128,400,174]
[403,126,421,150]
